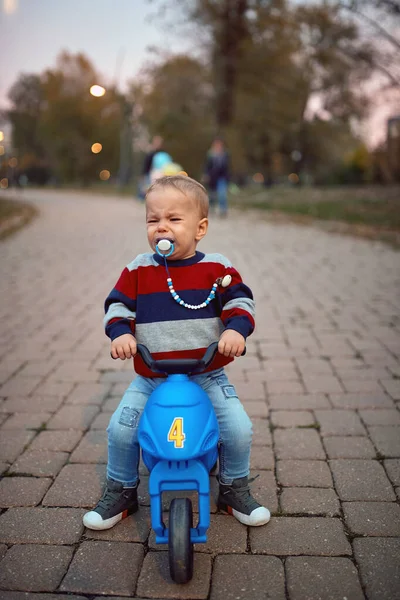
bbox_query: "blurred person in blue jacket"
[204,138,230,217]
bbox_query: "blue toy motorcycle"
[136,342,220,584]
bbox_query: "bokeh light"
[288,173,299,184]
[91,142,102,154]
[0,131,4,142]
[90,85,106,97]
[0,178,8,189]
[99,169,111,181]
[252,172,264,183]
[9,157,18,167]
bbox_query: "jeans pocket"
[221,385,237,399]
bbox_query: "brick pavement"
[0,188,399,599]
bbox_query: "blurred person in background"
[138,135,164,199]
[204,137,230,217]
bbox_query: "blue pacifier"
[156,239,175,258]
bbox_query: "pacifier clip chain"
[156,239,231,311]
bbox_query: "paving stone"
[210,555,285,600]
[1,412,52,430]
[90,411,112,430]
[268,394,331,410]
[295,358,334,376]
[0,544,73,592]
[286,557,364,600]
[368,426,400,457]
[329,393,394,409]
[234,381,266,401]
[353,537,400,600]
[65,382,111,405]
[280,488,340,516]
[99,370,134,383]
[0,463,9,475]
[315,409,366,436]
[10,449,69,477]
[303,375,343,394]
[251,418,272,445]
[343,501,400,536]
[270,410,315,428]
[84,506,151,543]
[0,544,7,560]
[0,594,88,600]
[0,395,64,413]
[274,429,325,460]
[136,551,212,598]
[70,429,107,463]
[43,463,106,507]
[266,380,305,395]
[250,517,351,555]
[250,470,279,513]
[0,375,42,397]
[33,381,75,398]
[0,430,35,462]
[380,378,400,399]
[29,429,83,452]
[277,460,333,487]
[149,512,247,554]
[359,408,400,426]
[102,396,121,411]
[250,445,274,469]
[342,378,384,393]
[384,458,400,486]
[242,401,268,418]
[46,404,99,430]
[0,507,84,544]
[60,541,144,596]
[50,362,100,383]
[0,476,52,507]
[330,459,396,501]
[324,436,376,458]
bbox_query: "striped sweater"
[104,251,255,377]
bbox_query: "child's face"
[146,186,208,260]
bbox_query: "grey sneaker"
[218,475,270,526]
[83,478,139,530]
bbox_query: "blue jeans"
[210,178,228,215]
[107,368,253,486]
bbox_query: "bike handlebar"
[135,342,246,375]
[136,342,220,375]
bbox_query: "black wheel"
[168,498,194,584]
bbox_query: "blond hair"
[145,175,209,218]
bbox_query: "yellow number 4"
[168,417,186,448]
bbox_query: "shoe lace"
[222,475,260,510]
[97,488,125,511]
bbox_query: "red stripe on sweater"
[116,261,240,297]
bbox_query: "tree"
[134,54,214,177]
[7,52,125,185]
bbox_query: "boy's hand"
[111,334,137,360]
[218,329,245,358]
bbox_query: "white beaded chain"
[156,239,231,311]
[167,277,218,310]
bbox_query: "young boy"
[83,175,270,530]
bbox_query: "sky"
[0,0,397,147]
[0,0,188,108]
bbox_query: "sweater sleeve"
[219,265,255,339]
[104,266,137,340]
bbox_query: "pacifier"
[156,238,175,258]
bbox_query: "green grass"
[0,196,38,239]
[229,185,400,247]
